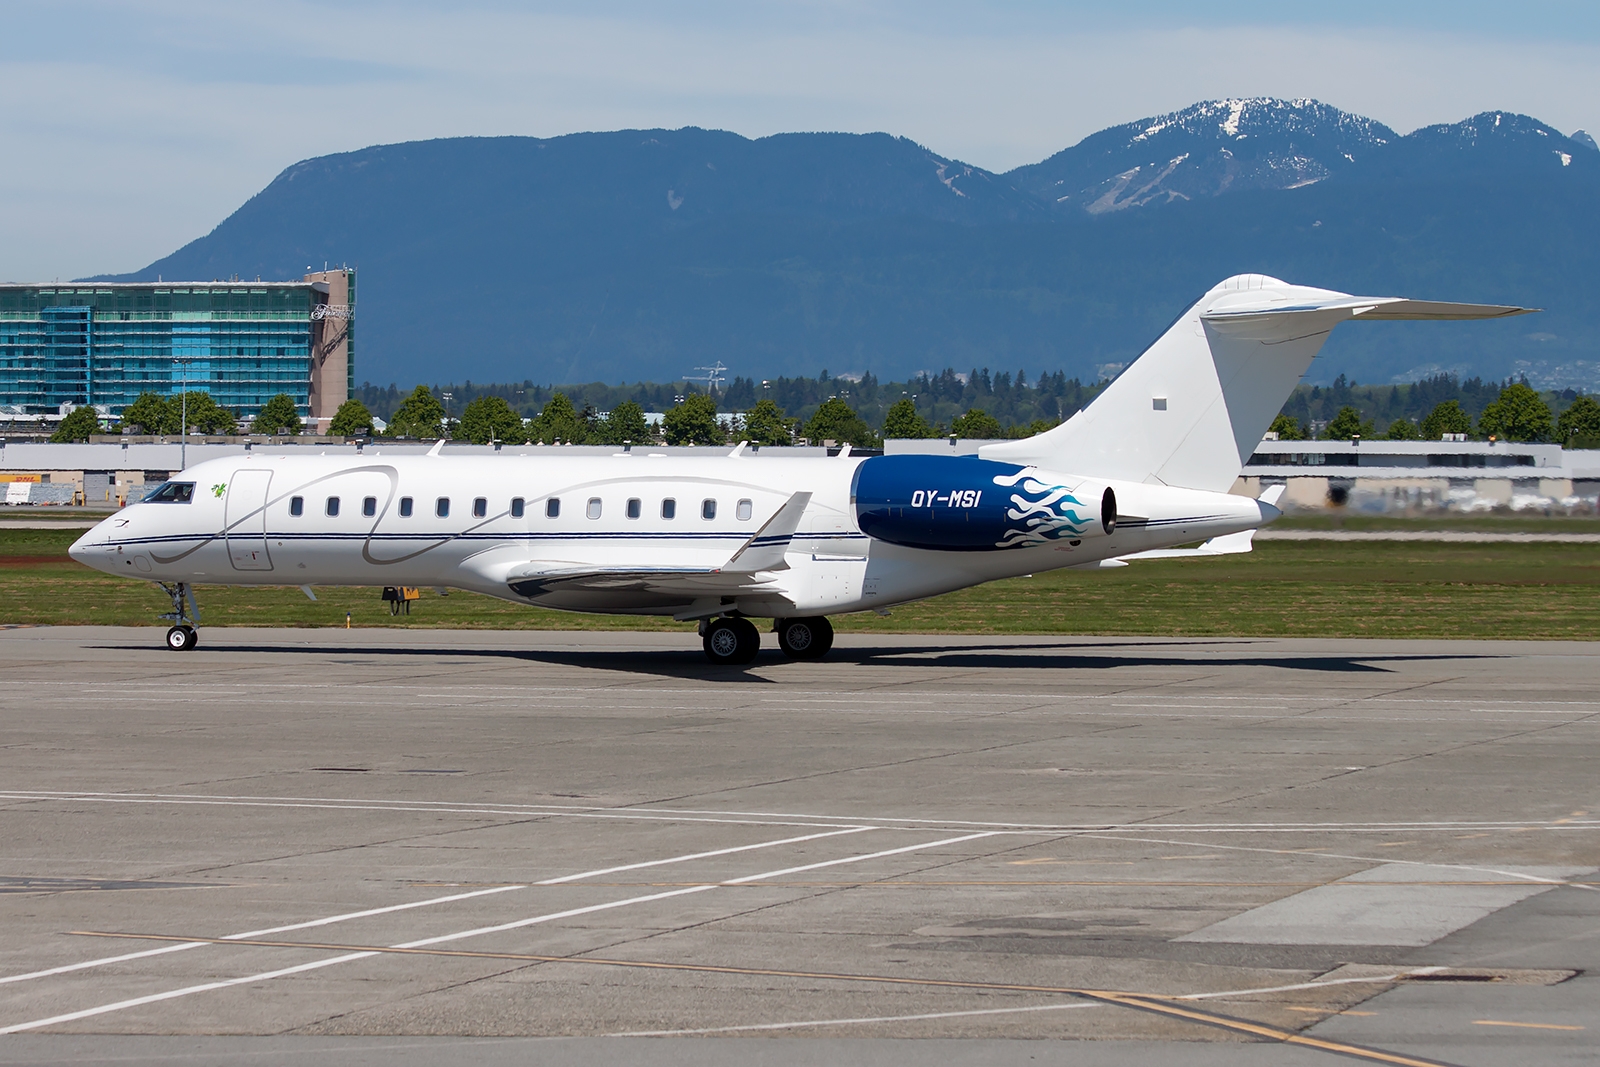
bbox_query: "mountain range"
[96,98,1600,390]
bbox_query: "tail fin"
[979,275,1533,492]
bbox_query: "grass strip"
[6,529,1597,640]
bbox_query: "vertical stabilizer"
[979,275,1532,493]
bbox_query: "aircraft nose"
[69,519,115,569]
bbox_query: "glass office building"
[0,272,354,418]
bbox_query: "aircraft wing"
[1202,295,1536,324]
[506,566,782,598]
[502,491,813,598]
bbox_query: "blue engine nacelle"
[852,455,1115,552]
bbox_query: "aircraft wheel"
[703,617,760,665]
[777,616,833,660]
[166,625,198,651]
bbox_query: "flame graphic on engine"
[991,470,1091,548]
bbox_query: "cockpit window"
[143,481,195,504]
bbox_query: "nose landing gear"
[158,582,200,651]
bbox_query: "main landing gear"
[776,616,833,660]
[700,615,835,665]
[158,581,200,651]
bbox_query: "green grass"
[5,529,1597,640]
[1273,512,1600,533]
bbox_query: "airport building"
[0,269,353,426]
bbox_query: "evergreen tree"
[1556,394,1600,447]
[529,392,586,443]
[458,395,528,444]
[253,393,302,435]
[663,394,725,445]
[738,398,795,446]
[1323,405,1373,440]
[881,398,933,439]
[1268,413,1304,440]
[1477,382,1554,442]
[328,398,376,437]
[120,392,172,435]
[801,397,878,447]
[1421,400,1473,440]
[50,405,102,443]
[386,385,447,439]
[950,408,1003,439]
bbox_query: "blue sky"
[4,0,1598,280]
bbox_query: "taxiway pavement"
[0,627,1594,1066]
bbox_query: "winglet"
[724,492,812,573]
[729,441,749,458]
[427,439,447,457]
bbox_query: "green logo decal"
[211,483,227,498]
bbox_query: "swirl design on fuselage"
[990,468,1091,548]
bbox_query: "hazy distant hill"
[97,101,1600,390]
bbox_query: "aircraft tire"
[777,616,833,660]
[703,617,760,665]
[166,625,198,651]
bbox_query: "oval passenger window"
[736,499,753,521]
[701,498,716,520]
[626,498,641,519]
[546,498,560,518]
[511,498,525,518]
[363,496,377,517]
[661,498,676,519]
[586,497,602,519]
[326,496,340,517]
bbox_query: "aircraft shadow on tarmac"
[119,638,1502,683]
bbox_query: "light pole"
[172,357,196,470]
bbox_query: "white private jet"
[69,275,1531,662]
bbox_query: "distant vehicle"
[70,276,1530,661]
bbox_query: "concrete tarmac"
[0,627,1594,1066]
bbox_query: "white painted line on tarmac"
[0,831,999,1034]
[0,828,871,989]
[0,884,525,988]
[612,999,1103,1036]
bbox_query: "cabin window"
[626,498,641,519]
[473,497,487,518]
[701,498,717,520]
[436,497,449,518]
[326,496,340,517]
[399,496,413,517]
[142,481,195,503]
[362,496,377,517]
[736,498,753,521]
[289,496,303,517]
[510,497,525,518]
[586,497,602,519]
[661,498,676,519]
[546,498,560,518]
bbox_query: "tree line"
[44,371,1600,449]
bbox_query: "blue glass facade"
[0,280,351,416]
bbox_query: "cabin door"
[225,469,274,571]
